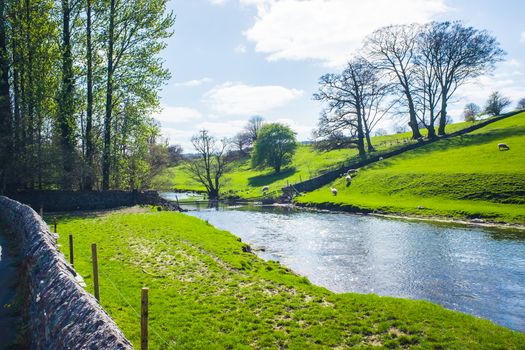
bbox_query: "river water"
[175,200,525,332]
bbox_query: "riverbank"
[297,112,525,226]
[55,210,525,348]
[294,201,525,232]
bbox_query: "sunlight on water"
[181,202,525,332]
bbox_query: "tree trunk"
[58,0,76,189]
[406,93,422,140]
[102,0,115,190]
[0,0,12,192]
[438,93,447,136]
[84,0,94,190]
[356,107,366,157]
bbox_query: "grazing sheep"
[498,143,510,151]
[331,187,338,196]
[262,186,269,192]
[346,175,352,184]
[379,156,384,161]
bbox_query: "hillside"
[153,119,489,199]
[297,112,525,224]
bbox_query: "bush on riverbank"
[57,211,525,348]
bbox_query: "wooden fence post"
[69,234,74,267]
[53,218,57,233]
[141,287,149,350]
[39,206,43,218]
[91,243,100,301]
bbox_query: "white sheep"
[379,156,384,161]
[498,143,510,151]
[331,187,338,196]
[262,186,269,192]
[345,175,352,183]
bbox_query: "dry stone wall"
[0,196,133,349]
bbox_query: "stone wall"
[0,196,133,349]
[6,190,178,212]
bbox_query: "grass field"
[152,119,488,199]
[56,210,525,349]
[297,112,525,224]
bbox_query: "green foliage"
[56,211,525,349]
[251,123,297,173]
[298,112,525,223]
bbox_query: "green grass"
[152,119,486,198]
[297,112,525,224]
[56,210,525,349]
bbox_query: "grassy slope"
[152,119,484,198]
[57,211,525,349]
[297,112,525,224]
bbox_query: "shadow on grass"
[248,167,297,187]
[395,124,525,160]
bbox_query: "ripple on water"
[182,202,525,332]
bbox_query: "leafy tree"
[185,130,231,199]
[517,98,525,110]
[252,123,297,173]
[463,103,481,122]
[484,91,511,116]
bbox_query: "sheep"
[345,174,352,186]
[262,186,269,193]
[331,187,338,196]
[498,143,510,151]
[378,156,384,161]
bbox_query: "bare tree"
[185,130,230,199]
[365,24,423,140]
[244,115,264,142]
[314,57,389,155]
[517,98,525,110]
[231,131,252,156]
[421,21,505,135]
[463,103,481,122]
[484,91,511,116]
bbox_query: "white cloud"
[209,0,226,5]
[204,82,303,115]
[242,0,450,67]
[153,105,203,125]
[173,77,213,87]
[521,31,525,43]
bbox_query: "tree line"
[0,0,174,193]
[315,21,507,156]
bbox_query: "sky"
[156,0,525,151]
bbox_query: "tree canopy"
[252,123,297,173]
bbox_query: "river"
[168,196,525,332]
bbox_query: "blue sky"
[156,0,525,150]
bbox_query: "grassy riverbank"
[297,112,525,224]
[56,210,525,349]
[153,120,483,198]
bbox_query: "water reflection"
[181,202,525,332]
